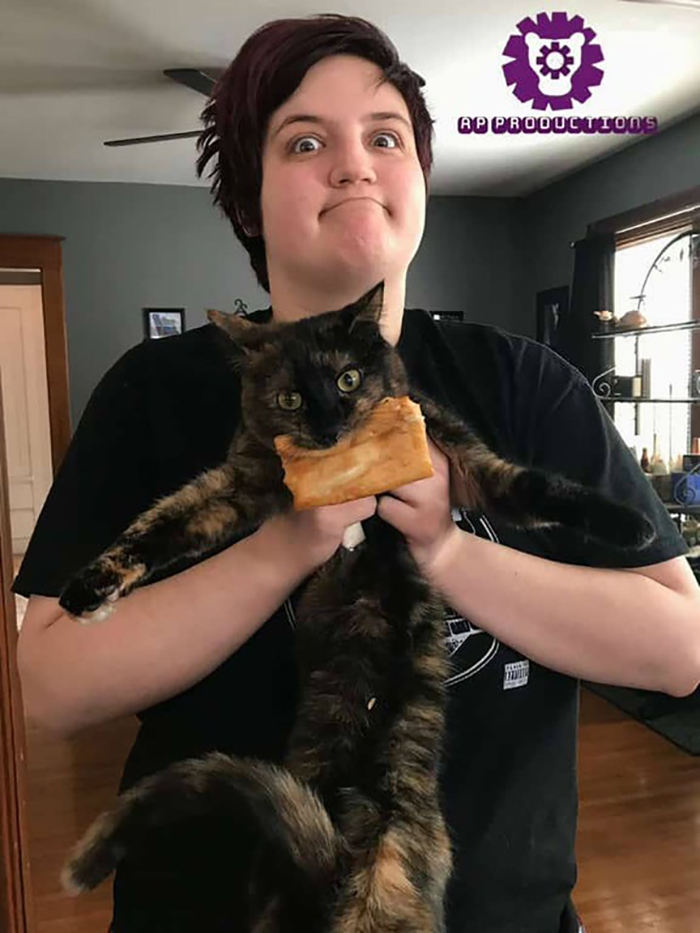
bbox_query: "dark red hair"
[195,14,435,292]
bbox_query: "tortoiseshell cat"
[58,281,655,932]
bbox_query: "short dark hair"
[195,14,435,292]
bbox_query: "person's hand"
[376,438,462,573]
[270,495,378,570]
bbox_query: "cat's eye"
[337,369,362,393]
[277,391,303,411]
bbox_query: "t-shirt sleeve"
[509,337,689,569]
[12,344,159,599]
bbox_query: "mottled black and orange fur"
[58,281,655,932]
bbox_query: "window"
[612,229,696,469]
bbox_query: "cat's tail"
[61,752,343,896]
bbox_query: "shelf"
[592,319,700,339]
[597,397,700,403]
[665,504,700,515]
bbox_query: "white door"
[0,285,53,555]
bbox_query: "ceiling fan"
[103,68,222,148]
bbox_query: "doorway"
[0,236,140,933]
[0,236,71,933]
[0,276,53,631]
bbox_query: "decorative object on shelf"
[143,308,185,340]
[617,308,648,330]
[593,308,616,331]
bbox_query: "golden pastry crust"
[274,396,434,510]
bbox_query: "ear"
[340,280,385,329]
[207,308,268,356]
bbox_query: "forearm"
[425,528,700,697]
[18,516,312,735]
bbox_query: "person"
[12,14,699,933]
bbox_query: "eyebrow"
[270,111,412,140]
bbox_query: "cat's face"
[210,282,409,450]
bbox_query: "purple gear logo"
[502,12,604,111]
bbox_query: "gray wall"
[1,179,256,426]
[409,196,525,334]
[0,178,522,424]
[2,107,698,423]
[522,111,700,330]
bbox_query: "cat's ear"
[342,280,385,328]
[206,309,269,357]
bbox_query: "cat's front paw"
[59,564,124,623]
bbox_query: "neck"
[267,271,406,347]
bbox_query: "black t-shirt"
[13,307,688,933]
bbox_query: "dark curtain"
[553,232,616,388]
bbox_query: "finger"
[384,478,432,504]
[376,494,414,535]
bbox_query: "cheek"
[261,170,322,241]
[394,169,427,251]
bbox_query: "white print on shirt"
[443,508,501,686]
[503,660,530,690]
[283,509,509,689]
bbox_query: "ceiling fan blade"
[104,130,201,147]
[164,68,220,95]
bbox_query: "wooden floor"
[18,689,700,933]
[574,691,700,932]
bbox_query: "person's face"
[259,54,426,298]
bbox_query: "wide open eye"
[336,368,362,393]
[277,391,303,411]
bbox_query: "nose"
[315,428,342,448]
[329,137,378,188]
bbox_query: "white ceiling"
[2,0,700,197]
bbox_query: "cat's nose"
[316,429,341,447]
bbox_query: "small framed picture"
[143,308,185,340]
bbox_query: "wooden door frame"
[0,378,34,933]
[0,236,72,472]
[0,235,72,933]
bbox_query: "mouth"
[323,198,385,215]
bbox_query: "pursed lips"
[323,197,385,214]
